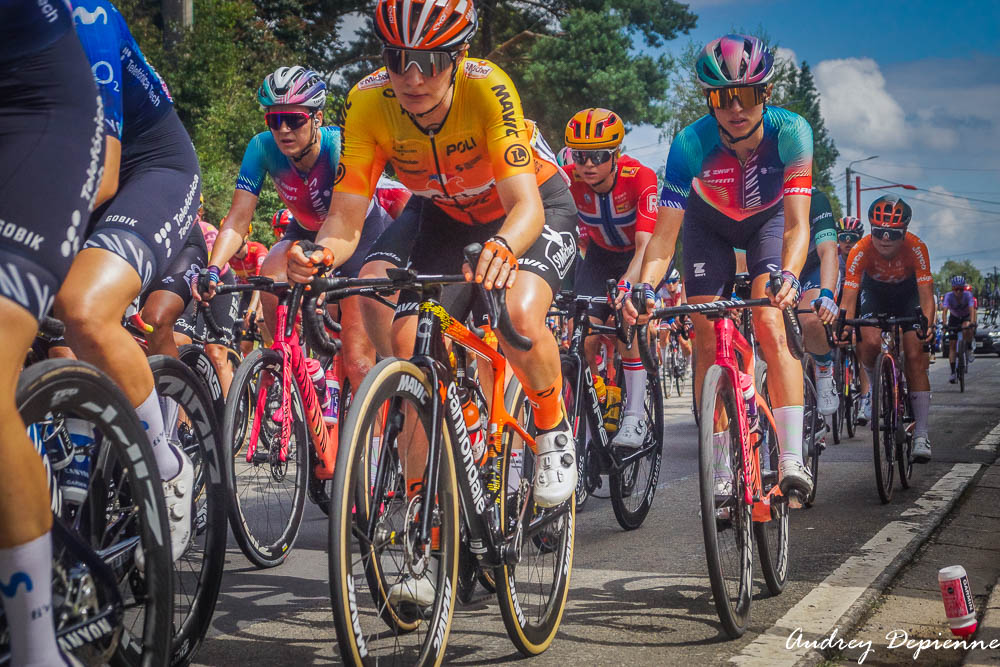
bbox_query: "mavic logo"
[694,263,706,277]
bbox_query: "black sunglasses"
[265,111,312,131]
[571,149,616,166]
[382,48,456,77]
[871,226,905,241]
[838,232,861,243]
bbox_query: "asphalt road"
[194,351,1000,666]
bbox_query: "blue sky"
[621,0,1000,273]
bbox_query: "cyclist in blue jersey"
[630,34,815,503]
[196,66,393,392]
[799,187,840,416]
[0,2,104,664]
[52,0,199,564]
[944,275,976,383]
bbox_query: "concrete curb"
[963,568,1000,666]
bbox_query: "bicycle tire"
[148,356,227,667]
[558,352,590,510]
[753,361,788,595]
[845,349,860,439]
[897,396,915,489]
[802,375,821,507]
[662,347,673,399]
[832,351,844,445]
[871,353,895,504]
[699,364,752,639]
[224,348,308,568]
[609,370,662,530]
[496,376,575,656]
[329,358,459,666]
[177,344,225,431]
[958,338,966,393]
[16,359,173,667]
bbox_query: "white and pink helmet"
[257,66,327,110]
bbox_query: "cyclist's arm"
[495,172,545,257]
[817,239,838,294]
[623,231,652,285]
[841,286,859,321]
[94,136,121,208]
[290,191,369,282]
[780,193,811,286]
[919,282,936,334]
[639,206,682,287]
[210,190,257,271]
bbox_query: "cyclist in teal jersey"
[630,34,815,503]
[799,187,840,415]
[0,2,104,663]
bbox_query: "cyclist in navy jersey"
[52,0,199,565]
[0,2,104,664]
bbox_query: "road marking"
[730,462,982,667]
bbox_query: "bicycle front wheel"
[329,358,459,667]
[802,374,821,507]
[149,356,227,667]
[609,371,663,530]
[662,347,673,398]
[18,359,174,667]
[699,364,752,638]
[871,353,896,504]
[958,339,966,393]
[224,348,308,568]
[496,376,575,656]
[753,360,788,595]
[845,349,860,439]
[558,352,589,510]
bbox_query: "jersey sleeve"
[843,238,868,291]
[777,111,814,196]
[335,80,389,200]
[72,0,124,139]
[635,164,659,234]
[478,67,535,183]
[908,236,933,285]
[235,133,272,196]
[809,189,837,246]
[660,125,702,210]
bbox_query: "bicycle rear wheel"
[17,359,173,667]
[609,371,663,530]
[224,348,308,568]
[958,339,966,393]
[802,374,821,507]
[496,376,575,656]
[149,356,227,667]
[897,395,915,489]
[753,361,788,595]
[558,352,590,510]
[699,364,752,638]
[329,358,459,666]
[871,353,896,504]
[845,349,860,439]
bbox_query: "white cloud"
[774,47,798,69]
[814,58,909,149]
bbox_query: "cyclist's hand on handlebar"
[192,266,220,302]
[811,290,839,324]
[767,270,801,310]
[467,235,518,290]
[287,241,334,284]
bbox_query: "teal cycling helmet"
[258,66,327,110]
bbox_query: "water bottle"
[304,357,331,411]
[739,371,759,433]
[460,389,487,465]
[324,369,340,427]
[507,448,522,495]
[939,565,977,636]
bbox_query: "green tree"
[781,62,839,193]
[935,260,983,295]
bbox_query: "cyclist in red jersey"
[270,208,291,241]
[563,108,658,448]
[227,227,268,349]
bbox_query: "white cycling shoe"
[137,446,195,571]
[912,436,932,463]
[857,393,872,425]
[778,459,813,508]
[816,374,839,417]
[611,414,647,449]
[533,421,576,508]
[388,559,438,608]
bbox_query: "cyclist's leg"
[141,225,206,358]
[0,27,104,665]
[142,290,188,358]
[203,271,240,398]
[800,276,837,415]
[357,260,397,358]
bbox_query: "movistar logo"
[0,572,32,598]
[73,5,108,24]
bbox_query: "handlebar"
[463,243,532,352]
[834,307,928,341]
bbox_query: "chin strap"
[710,104,767,145]
[291,121,319,163]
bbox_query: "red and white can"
[938,565,977,636]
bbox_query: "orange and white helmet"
[868,194,912,228]
[564,108,625,150]
[374,0,478,51]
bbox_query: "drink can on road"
[938,565,977,636]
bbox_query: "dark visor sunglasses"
[571,149,616,166]
[382,48,456,77]
[705,85,767,110]
[838,232,861,242]
[871,226,906,241]
[265,111,312,131]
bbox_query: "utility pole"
[163,0,193,49]
[846,155,878,218]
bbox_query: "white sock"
[911,391,931,438]
[136,388,179,478]
[713,431,732,480]
[159,395,181,442]
[774,405,804,467]
[621,358,646,416]
[0,532,61,666]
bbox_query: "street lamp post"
[846,155,879,216]
[856,180,917,219]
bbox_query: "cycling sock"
[524,376,564,431]
[911,391,931,438]
[621,357,645,416]
[774,405,805,466]
[159,395,181,442]
[0,532,61,667]
[813,352,834,376]
[136,388,179,479]
[949,360,956,373]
